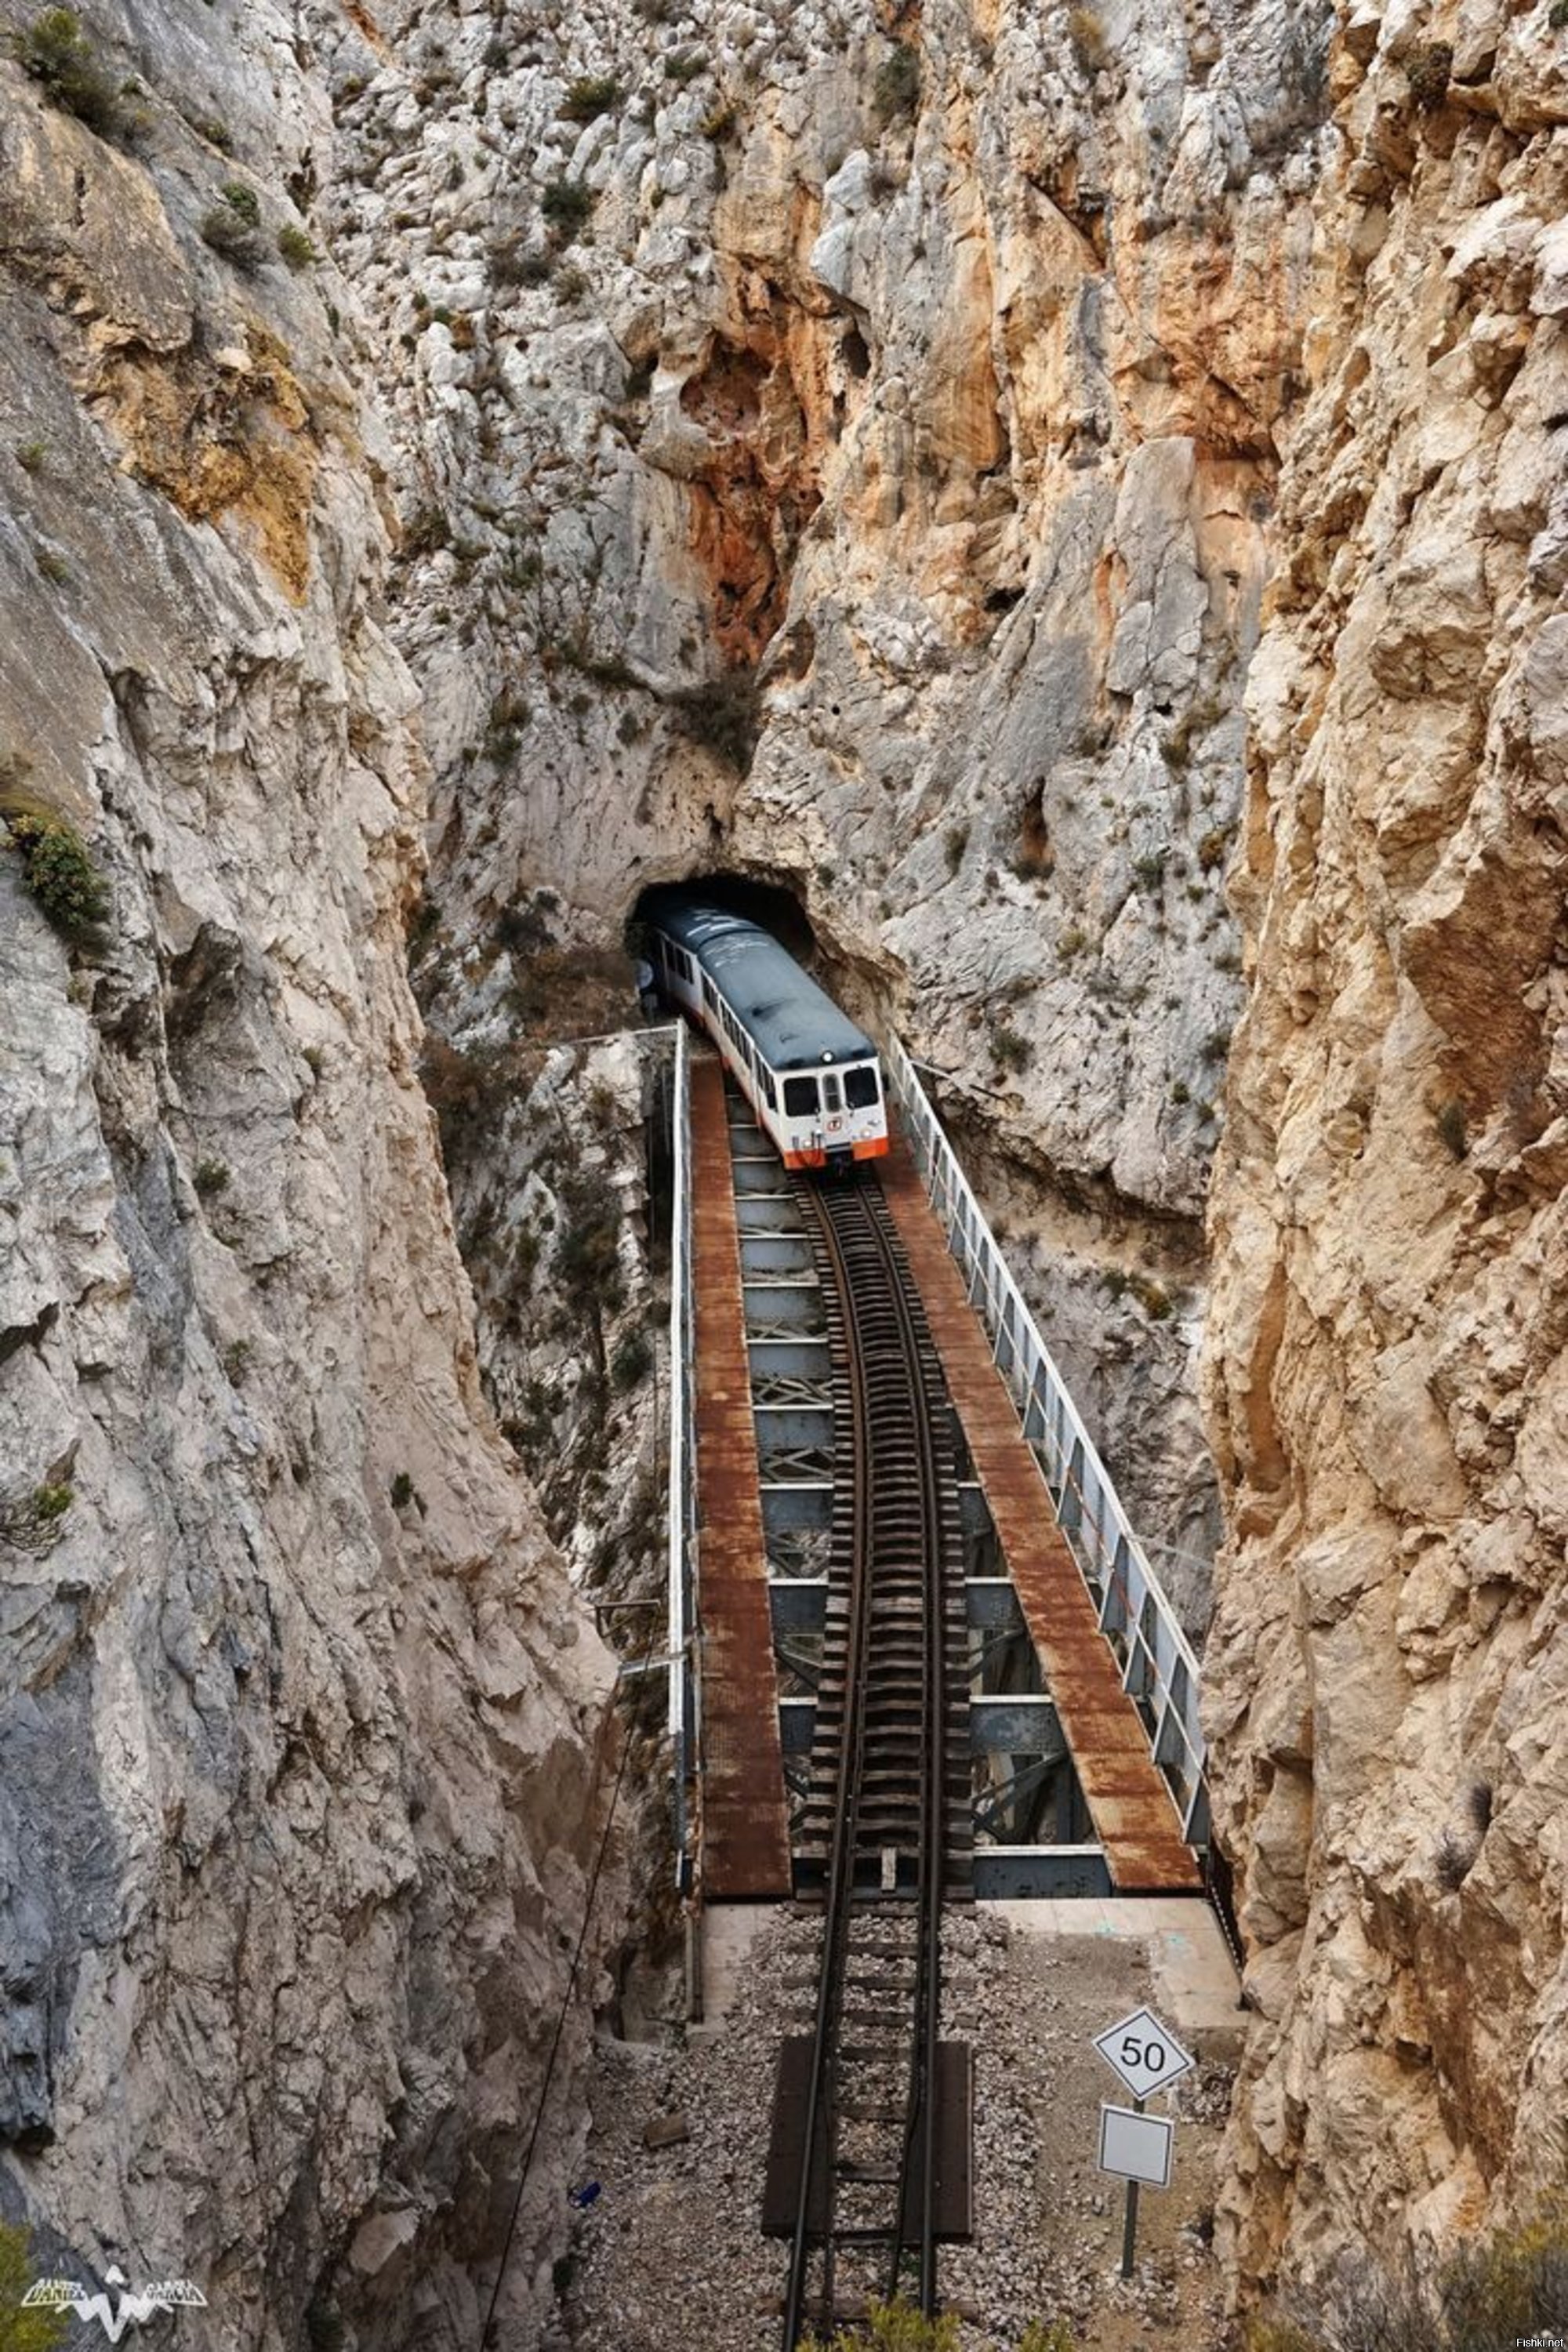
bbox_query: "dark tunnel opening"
[629,872,818,964]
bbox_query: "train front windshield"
[844,1065,879,1109]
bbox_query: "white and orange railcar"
[646,899,889,1174]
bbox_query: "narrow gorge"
[0,0,1563,2339]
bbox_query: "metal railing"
[666,1019,699,1888]
[883,1035,1210,1847]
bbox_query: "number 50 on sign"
[1091,2005,1194,2103]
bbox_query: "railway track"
[773,1171,971,2347]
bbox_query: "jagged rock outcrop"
[0,9,614,2346]
[1203,0,1568,2297]
[319,0,1338,1623]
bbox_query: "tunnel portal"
[630,872,816,965]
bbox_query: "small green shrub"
[558,1173,623,1307]
[1017,2326,1077,2352]
[199,198,265,269]
[1067,4,1108,71]
[194,1157,230,1197]
[700,99,735,138]
[667,668,760,773]
[16,8,121,136]
[15,441,46,474]
[1552,0,1568,30]
[190,111,230,149]
[945,822,969,873]
[663,47,706,82]
[873,42,920,124]
[1436,1097,1468,1160]
[612,1330,653,1390]
[797,2297,964,2350]
[219,178,261,225]
[34,546,71,585]
[492,237,552,287]
[34,1481,74,1523]
[1433,1829,1472,1891]
[990,1023,1032,1074]
[0,2220,71,2348]
[541,176,594,238]
[1406,40,1454,107]
[1246,2203,1568,2351]
[277,223,317,268]
[7,811,109,938]
[1057,924,1087,958]
[390,1471,415,1509]
[1133,850,1167,891]
[561,73,619,121]
[222,1338,253,1385]
[303,2295,346,2352]
[1197,826,1231,871]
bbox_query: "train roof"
[648,900,877,1070]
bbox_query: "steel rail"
[781,1176,956,2343]
[782,1184,880,2352]
[865,1188,946,2317]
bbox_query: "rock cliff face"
[321,0,1338,1626]
[0,6,614,2346]
[6,0,1560,2325]
[1203,0,1568,2298]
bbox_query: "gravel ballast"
[555,1906,1232,2351]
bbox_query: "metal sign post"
[1092,2007,1191,2280]
[1120,2099,1145,2279]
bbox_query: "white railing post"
[885,1035,1210,1842]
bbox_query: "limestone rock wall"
[1203,0,1568,2295]
[0,6,614,2345]
[318,0,1337,1627]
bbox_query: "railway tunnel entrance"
[629,871,817,964]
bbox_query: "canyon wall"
[1203,0,1568,2299]
[0,5,615,2345]
[5,0,1563,2327]
[325,0,1337,1627]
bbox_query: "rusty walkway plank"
[690,1055,793,1900]
[878,1134,1201,1895]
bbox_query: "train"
[643,898,890,1172]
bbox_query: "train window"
[759,1067,777,1109]
[844,1065,879,1110]
[783,1076,818,1118]
[702,977,717,1012]
[821,1073,843,1113]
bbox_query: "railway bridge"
[666,1022,1212,1909]
[655,1018,1231,2333]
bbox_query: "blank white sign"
[1098,2103,1174,2187]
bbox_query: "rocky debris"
[561,1909,1227,2350]
[1203,0,1568,2302]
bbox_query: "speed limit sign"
[1093,2005,1193,2102]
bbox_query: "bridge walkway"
[879,1131,1201,1894]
